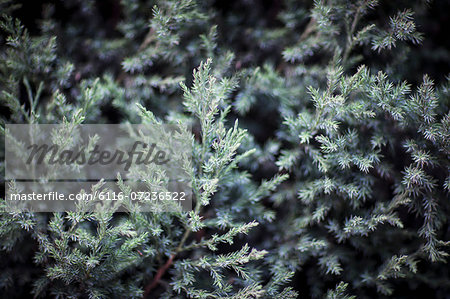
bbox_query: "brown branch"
[300,18,316,41]
[142,192,204,297]
[138,27,155,52]
[277,18,316,73]
[143,253,175,297]
[342,5,363,64]
[117,28,155,84]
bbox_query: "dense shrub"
[0,0,449,298]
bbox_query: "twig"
[277,18,316,73]
[342,5,363,64]
[300,18,316,41]
[143,253,175,297]
[117,28,155,84]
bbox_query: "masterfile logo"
[26,141,170,171]
[4,124,192,212]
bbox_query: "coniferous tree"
[0,0,449,298]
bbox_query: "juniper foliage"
[0,0,449,298]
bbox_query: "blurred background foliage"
[0,0,449,298]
